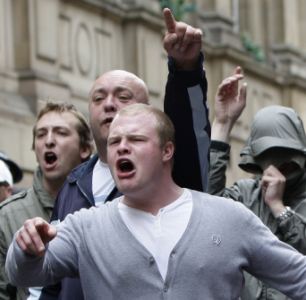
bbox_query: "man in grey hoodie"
[208,67,306,299]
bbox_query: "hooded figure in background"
[209,75,306,300]
[240,106,306,300]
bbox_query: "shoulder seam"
[0,190,28,209]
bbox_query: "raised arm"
[212,66,246,143]
[163,8,210,191]
[163,8,202,70]
[208,68,247,196]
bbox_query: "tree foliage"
[159,0,196,21]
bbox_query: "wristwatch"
[276,206,294,223]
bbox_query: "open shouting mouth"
[116,158,135,179]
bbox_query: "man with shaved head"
[89,70,149,164]
[40,8,210,300]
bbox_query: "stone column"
[282,0,299,47]
[270,0,306,77]
[196,0,242,50]
[28,0,59,76]
[0,0,14,70]
[214,0,232,18]
[121,5,167,109]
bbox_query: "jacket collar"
[33,167,54,209]
[66,154,121,204]
[67,154,99,184]
[67,154,99,205]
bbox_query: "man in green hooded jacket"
[208,67,306,300]
[0,102,93,300]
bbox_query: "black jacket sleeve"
[164,53,210,191]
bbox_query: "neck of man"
[122,175,183,216]
[97,142,108,164]
[42,177,64,199]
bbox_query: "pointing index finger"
[163,8,176,33]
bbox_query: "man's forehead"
[96,71,136,85]
[36,111,77,129]
[110,114,156,135]
[92,71,143,92]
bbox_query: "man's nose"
[117,139,130,155]
[103,95,117,112]
[45,132,55,147]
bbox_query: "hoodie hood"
[239,105,306,173]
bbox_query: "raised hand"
[261,165,286,217]
[16,217,57,256]
[212,67,247,142]
[163,8,202,70]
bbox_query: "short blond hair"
[115,103,175,148]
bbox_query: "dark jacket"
[51,154,121,221]
[40,55,210,300]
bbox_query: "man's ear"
[80,146,92,161]
[162,141,174,163]
[4,185,12,198]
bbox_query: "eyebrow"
[92,86,133,95]
[35,125,71,132]
[115,87,133,94]
[91,88,106,95]
[108,133,148,140]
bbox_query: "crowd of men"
[1,8,306,300]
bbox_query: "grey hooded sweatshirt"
[208,105,306,300]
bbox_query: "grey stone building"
[1,0,306,186]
